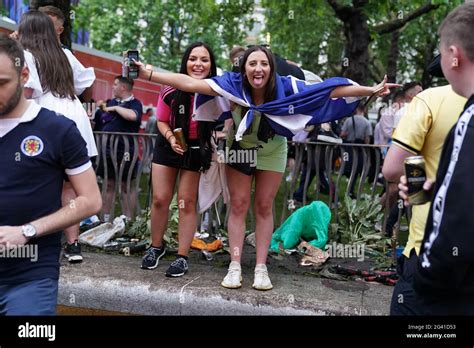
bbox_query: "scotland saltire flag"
[193,72,360,141]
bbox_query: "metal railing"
[93,131,157,220]
[92,132,405,258]
[281,141,388,223]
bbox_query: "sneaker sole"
[140,248,166,270]
[165,270,188,277]
[221,282,242,289]
[252,284,273,291]
[221,276,243,289]
[67,255,83,263]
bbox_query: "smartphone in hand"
[123,50,140,79]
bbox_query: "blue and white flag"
[193,72,360,141]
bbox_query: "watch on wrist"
[22,224,37,239]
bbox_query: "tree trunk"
[421,40,436,88]
[328,0,440,85]
[30,0,72,48]
[341,9,370,84]
[386,30,400,83]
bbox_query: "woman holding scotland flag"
[134,45,399,290]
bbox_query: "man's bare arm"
[382,144,413,182]
[0,167,102,246]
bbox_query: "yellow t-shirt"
[392,85,466,257]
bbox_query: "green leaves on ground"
[331,194,386,249]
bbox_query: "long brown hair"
[19,10,75,99]
[240,45,277,104]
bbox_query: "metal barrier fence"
[282,141,387,221]
[93,132,404,255]
[93,131,157,220]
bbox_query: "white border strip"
[421,104,474,268]
[66,161,92,176]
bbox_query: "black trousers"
[390,250,423,315]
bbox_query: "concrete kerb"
[58,252,393,315]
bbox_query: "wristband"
[148,70,153,81]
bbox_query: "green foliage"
[72,0,254,71]
[263,0,462,84]
[126,209,151,241]
[331,194,385,247]
[125,194,180,248]
[395,0,462,85]
[262,0,343,78]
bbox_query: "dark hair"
[240,45,277,104]
[0,34,25,76]
[19,10,75,99]
[172,42,217,134]
[402,81,422,93]
[229,45,245,62]
[438,2,474,61]
[38,5,65,25]
[115,75,134,90]
[377,105,385,122]
[171,42,217,171]
[356,102,366,114]
[392,90,405,102]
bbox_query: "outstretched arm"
[134,60,219,96]
[330,75,401,98]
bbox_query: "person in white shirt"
[18,10,96,263]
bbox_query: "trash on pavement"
[79,215,126,248]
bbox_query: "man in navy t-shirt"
[0,35,102,315]
[93,76,143,221]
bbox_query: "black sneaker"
[141,244,166,269]
[64,240,83,263]
[165,256,188,277]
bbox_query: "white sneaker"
[253,264,273,290]
[221,261,242,289]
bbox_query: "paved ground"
[58,247,393,316]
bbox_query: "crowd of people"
[1,2,473,315]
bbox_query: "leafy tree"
[263,0,459,85]
[263,0,343,78]
[72,0,254,71]
[395,1,462,87]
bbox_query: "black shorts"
[152,136,201,172]
[96,153,137,181]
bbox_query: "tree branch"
[353,0,369,9]
[326,0,354,21]
[374,2,440,35]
